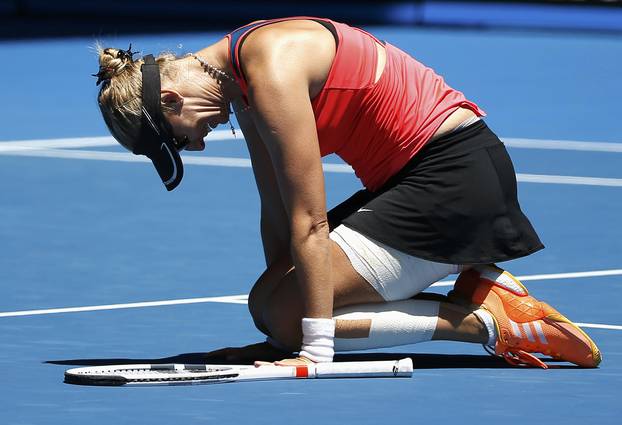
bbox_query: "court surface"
[1,25,621,424]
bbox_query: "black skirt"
[327,120,544,265]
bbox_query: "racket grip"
[312,358,413,379]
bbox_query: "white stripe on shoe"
[522,323,536,342]
[533,321,549,345]
[509,319,522,338]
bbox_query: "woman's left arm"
[244,36,333,322]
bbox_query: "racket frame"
[64,358,413,386]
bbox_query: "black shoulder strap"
[229,21,268,79]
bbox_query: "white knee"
[330,225,460,301]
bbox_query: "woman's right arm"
[232,98,290,266]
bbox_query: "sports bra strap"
[228,17,339,83]
[228,20,269,80]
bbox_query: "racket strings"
[73,365,240,383]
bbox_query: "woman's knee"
[247,256,293,333]
[262,285,302,351]
[260,273,305,351]
[247,278,265,328]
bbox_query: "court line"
[0,136,114,151]
[574,323,622,331]
[2,148,622,187]
[1,269,620,332]
[431,268,622,287]
[1,300,619,331]
[0,295,249,318]
[1,134,621,152]
[515,174,622,187]
[502,137,622,153]
[0,130,233,151]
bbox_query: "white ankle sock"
[333,299,439,351]
[473,308,498,347]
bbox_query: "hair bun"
[94,44,138,86]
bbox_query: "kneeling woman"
[94,17,601,368]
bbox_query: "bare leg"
[203,303,488,364]
[261,242,383,349]
[333,301,488,348]
[259,242,488,350]
[434,303,489,343]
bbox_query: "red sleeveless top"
[227,17,485,191]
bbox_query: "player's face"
[164,93,230,152]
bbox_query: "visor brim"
[147,138,184,191]
[136,54,185,191]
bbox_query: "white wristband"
[298,317,335,363]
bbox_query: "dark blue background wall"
[1,1,621,38]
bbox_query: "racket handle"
[311,358,413,378]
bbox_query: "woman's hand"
[255,356,316,367]
[203,341,292,364]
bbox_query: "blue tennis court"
[1,21,621,425]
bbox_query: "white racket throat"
[64,358,413,386]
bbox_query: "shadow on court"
[45,352,577,369]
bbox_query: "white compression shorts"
[330,224,462,301]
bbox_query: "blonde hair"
[95,44,178,151]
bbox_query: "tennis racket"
[64,358,413,386]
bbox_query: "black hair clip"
[92,66,114,86]
[117,43,140,63]
[92,44,140,86]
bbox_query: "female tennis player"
[94,17,601,368]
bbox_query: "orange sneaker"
[449,265,602,369]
